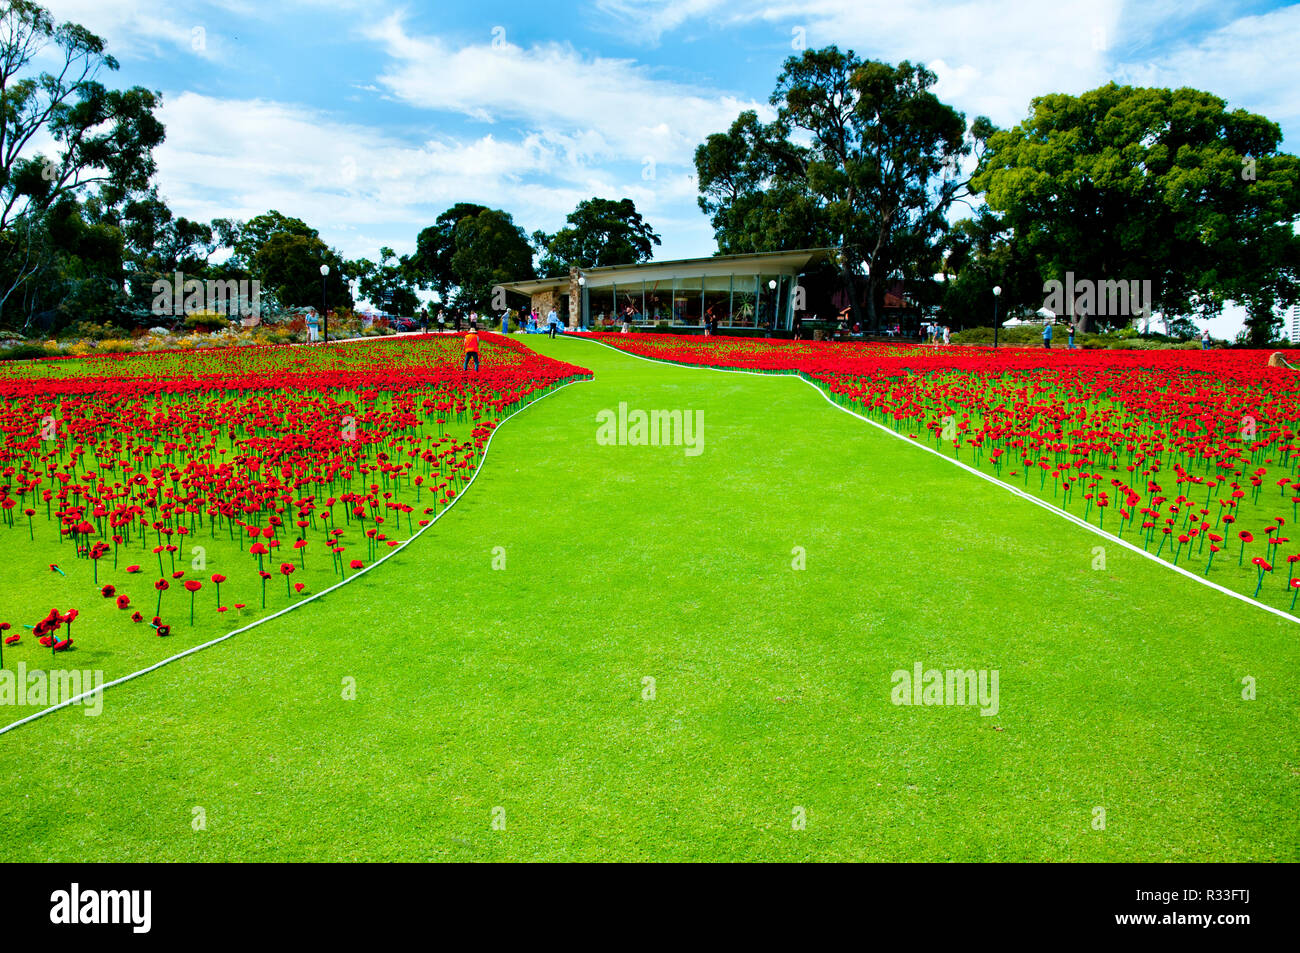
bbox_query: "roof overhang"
[498,247,836,298]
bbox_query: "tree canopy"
[402,205,533,312]
[972,82,1300,339]
[696,47,991,326]
[533,197,661,276]
[0,0,164,326]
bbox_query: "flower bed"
[0,333,590,682]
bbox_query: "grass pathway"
[0,336,1296,860]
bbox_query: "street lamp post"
[992,285,1002,349]
[319,264,330,343]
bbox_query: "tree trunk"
[840,248,865,330]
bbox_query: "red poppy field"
[587,333,1300,618]
[0,334,590,689]
[1,331,1297,862]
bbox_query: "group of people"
[418,306,568,338]
[516,308,565,337]
[1041,323,1080,349]
[417,309,479,333]
[920,321,951,345]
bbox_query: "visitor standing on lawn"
[1043,321,1053,349]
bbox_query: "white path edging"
[573,334,1300,626]
[0,375,592,737]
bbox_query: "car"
[391,316,420,332]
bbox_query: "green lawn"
[0,336,1296,861]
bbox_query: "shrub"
[64,320,131,341]
[0,343,49,361]
[184,310,233,333]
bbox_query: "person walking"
[463,324,480,371]
[500,310,509,334]
[1068,324,1076,349]
[1042,321,1053,349]
[419,308,429,333]
[942,324,951,346]
[1202,328,1210,350]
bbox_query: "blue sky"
[38,0,1300,328]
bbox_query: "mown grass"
[0,337,1296,861]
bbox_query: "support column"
[568,267,581,328]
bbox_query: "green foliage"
[0,342,50,361]
[0,1,164,326]
[974,82,1300,340]
[402,203,490,303]
[352,247,418,315]
[533,197,661,276]
[441,207,535,312]
[63,319,130,340]
[182,310,231,333]
[250,230,350,311]
[696,48,991,327]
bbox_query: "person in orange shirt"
[463,324,480,371]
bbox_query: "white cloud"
[363,12,765,168]
[585,0,1123,127]
[581,0,1299,148]
[592,0,728,45]
[1113,4,1300,148]
[43,0,221,60]
[151,91,715,262]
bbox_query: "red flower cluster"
[0,335,591,648]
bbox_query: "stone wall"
[530,290,558,320]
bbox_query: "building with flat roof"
[499,248,837,331]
